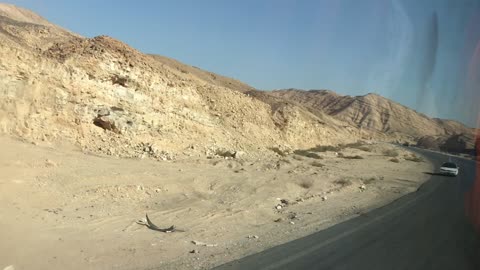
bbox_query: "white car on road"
[439,162,459,176]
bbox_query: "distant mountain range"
[269,89,476,154]
[269,89,473,137]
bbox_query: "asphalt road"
[213,148,479,270]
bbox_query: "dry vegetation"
[309,145,342,152]
[383,149,400,157]
[405,154,424,162]
[334,178,353,187]
[343,142,372,152]
[293,150,323,159]
[298,179,315,189]
[362,176,381,185]
[355,145,372,152]
[292,155,305,161]
[310,161,325,167]
[270,147,289,157]
[308,141,372,154]
[338,153,364,159]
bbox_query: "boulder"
[416,136,441,150]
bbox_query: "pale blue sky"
[5,0,480,126]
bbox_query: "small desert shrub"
[343,142,362,148]
[341,155,364,160]
[215,149,235,158]
[292,155,304,161]
[389,158,400,163]
[298,179,314,189]
[270,147,288,157]
[405,154,424,162]
[310,161,325,167]
[309,145,342,152]
[383,149,400,157]
[362,176,378,184]
[339,142,371,152]
[334,178,353,187]
[293,150,323,159]
[357,146,372,152]
[280,158,292,164]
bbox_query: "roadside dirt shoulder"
[0,138,432,270]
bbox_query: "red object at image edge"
[465,131,480,235]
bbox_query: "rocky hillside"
[415,133,476,155]
[0,4,364,160]
[1,3,474,160]
[270,89,475,142]
[149,55,255,94]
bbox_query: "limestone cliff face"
[0,4,359,159]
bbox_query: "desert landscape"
[0,3,475,270]
[1,136,433,270]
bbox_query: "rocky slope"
[0,4,361,160]
[270,89,476,147]
[149,54,255,94]
[416,133,476,155]
[1,3,474,160]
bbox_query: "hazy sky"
[6,0,480,127]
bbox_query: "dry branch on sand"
[136,214,184,233]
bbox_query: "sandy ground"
[0,137,432,270]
